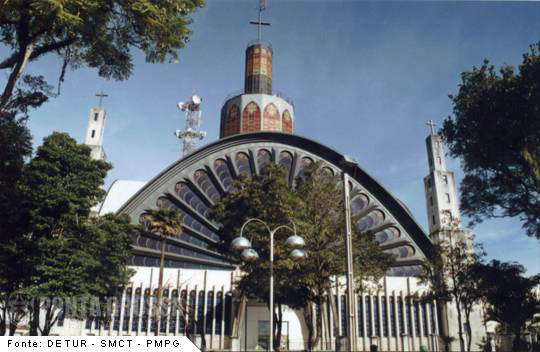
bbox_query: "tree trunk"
[200,324,207,352]
[314,299,322,350]
[304,303,314,352]
[273,303,283,351]
[512,327,523,352]
[1,303,6,336]
[455,298,465,352]
[326,287,339,351]
[465,311,473,352]
[29,297,40,336]
[41,303,56,336]
[321,295,331,349]
[155,235,166,336]
[0,42,35,112]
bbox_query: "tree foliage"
[0,0,205,111]
[210,162,394,351]
[441,42,540,238]
[210,164,305,350]
[419,230,485,352]
[140,208,183,336]
[472,260,540,352]
[0,132,137,335]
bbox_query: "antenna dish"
[177,102,187,111]
[175,94,206,158]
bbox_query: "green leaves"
[23,133,111,236]
[0,131,137,335]
[0,0,205,111]
[141,208,183,239]
[442,42,540,238]
[211,161,395,304]
[472,260,540,351]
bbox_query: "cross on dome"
[249,0,270,43]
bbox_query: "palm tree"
[141,208,183,335]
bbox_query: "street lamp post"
[343,155,358,352]
[231,218,307,352]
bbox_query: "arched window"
[356,210,385,232]
[141,288,151,332]
[322,166,335,176]
[160,289,169,333]
[297,157,313,180]
[385,245,415,258]
[194,170,220,202]
[197,291,205,335]
[222,104,240,137]
[188,290,196,334]
[175,208,220,243]
[278,151,293,179]
[156,196,177,210]
[131,288,141,332]
[214,159,235,192]
[235,152,251,176]
[169,289,178,333]
[206,292,214,333]
[282,110,293,133]
[215,292,223,334]
[263,103,280,131]
[175,182,209,216]
[374,227,399,244]
[242,102,261,133]
[179,290,187,334]
[351,194,369,215]
[257,149,272,174]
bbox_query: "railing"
[223,89,295,107]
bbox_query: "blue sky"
[4,0,539,274]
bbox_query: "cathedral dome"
[220,42,295,138]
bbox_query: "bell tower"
[423,120,461,238]
[219,1,295,138]
[84,92,108,161]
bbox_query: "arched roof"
[118,132,432,276]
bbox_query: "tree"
[473,260,540,352]
[210,164,305,350]
[441,42,540,239]
[7,132,136,335]
[294,162,394,351]
[211,163,394,351]
[81,214,138,332]
[0,75,54,335]
[419,226,485,352]
[140,208,183,336]
[0,0,205,112]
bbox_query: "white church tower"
[84,93,108,161]
[423,120,463,242]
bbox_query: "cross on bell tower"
[426,119,437,135]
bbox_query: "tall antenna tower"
[174,94,206,157]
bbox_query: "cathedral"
[49,15,490,352]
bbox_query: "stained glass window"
[194,170,220,202]
[235,152,251,176]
